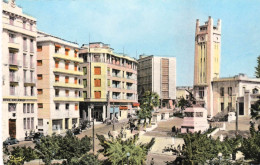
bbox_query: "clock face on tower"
[11,0,16,8]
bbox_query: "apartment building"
[2,0,37,140]
[137,55,176,109]
[36,31,83,135]
[79,42,138,122]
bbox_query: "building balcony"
[53,82,84,89]
[53,54,83,63]
[53,68,83,76]
[112,74,121,78]
[30,63,35,69]
[9,61,20,71]
[3,95,37,100]
[3,23,37,37]
[53,96,84,102]
[112,85,121,89]
[8,42,19,50]
[112,95,121,100]
[24,78,36,87]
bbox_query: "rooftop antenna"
[88,33,90,53]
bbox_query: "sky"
[16,0,260,86]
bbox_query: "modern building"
[36,31,83,135]
[2,0,37,140]
[137,55,176,109]
[193,16,221,117]
[176,86,193,100]
[79,42,138,122]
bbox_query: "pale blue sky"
[16,0,260,86]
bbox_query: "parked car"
[3,137,19,146]
[33,132,44,144]
[72,127,82,135]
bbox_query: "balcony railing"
[127,86,133,90]
[112,73,120,78]
[24,78,36,84]
[30,63,35,69]
[112,84,121,88]
[112,95,120,100]
[127,96,134,100]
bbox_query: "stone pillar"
[107,104,110,119]
[102,105,106,121]
[88,106,92,121]
[83,110,87,121]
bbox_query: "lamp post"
[236,100,238,135]
[218,152,222,165]
[126,152,130,165]
[90,104,95,153]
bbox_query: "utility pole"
[236,100,238,135]
[113,102,115,131]
[90,104,95,153]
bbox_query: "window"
[65,90,69,97]
[37,89,43,95]
[94,67,101,75]
[83,67,87,75]
[24,86,27,96]
[27,104,30,113]
[74,77,78,84]
[108,80,110,87]
[37,46,42,52]
[74,63,77,71]
[24,118,26,129]
[75,90,78,97]
[23,37,27,51]
[75,104,78,110]
[55,103,60,110]
[228,87,232,96]
[37,60,42,66]
[10,85,15,95]
[27,118,30,129]
[74,50,78,57]
[83,91,87,99]
[23,104,26,113]
[220,87,224,96]
[30,39,34,52]
[65,76,69,83]
[55,61,59,68]
[23,20,26,29]
[52,119,62,130]
[37,74,43,80]
[199,87,204,99]
[94,91,101,99]
[55,89,59,96]
[8,103,16,112]
[38,119,43,126]
[221,103,224,112]
[30,23,33,31]
[31,104,34,113]
[9,33,15,43]
[65,48,70,55]
[228,103,232,112]
[24,70,27,81]
[65,62,69,70]
[38,103,43,108]
[94,79,101,87]
[55,75,59,82]
[31,118,34,129]
[83,79,87,88]
[23,54,27,67]
[31,86,34,96]
[253,88,259,94]
[10,16,14,25]
[30,55,34,68]
[66,104,69,110]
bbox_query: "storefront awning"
[110,107,119,113]
[119,106,128,110]
[133,103,140,107]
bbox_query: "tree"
[71,153,102,165]
[178,96,191,110]
[251,99,260,121]
[165,132,241,164]
[255,55,260,78]
[240,123,260,162]
[97,133,155,165]
[138,91,160,127]
[10,146,38,163]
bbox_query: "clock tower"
[193,16,221,117]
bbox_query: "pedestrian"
[25,131,28,137]
[150,158,154,165]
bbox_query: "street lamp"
[90,104,95,153]
[126,152,130,165]
[218,152,222,165]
